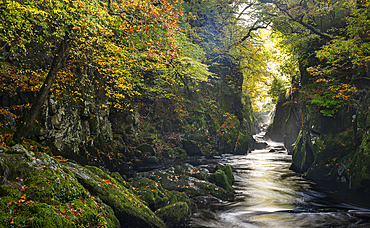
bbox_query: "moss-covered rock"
[174,163,209,180]
[207,170,234,194]
[182,139,202,156]
[137,144,156,156]
[64,163,165,228]
[0,145,119,228]
[208,164,235,193]
[210,163,234,186]
[131,178,188,211]
[134,163,235,200]
[290,131,314,173]
[155,202,189,226]
[347,127,370,190]
[233,132,251,155]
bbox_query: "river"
[189,139,370,228]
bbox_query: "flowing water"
[189,139,370,228]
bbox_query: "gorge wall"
[0,61,258,177]
[266,65,370,192]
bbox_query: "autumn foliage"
[0,0,184,118]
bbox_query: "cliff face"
[289,85,370,191]
[265,67,370,191]
[264,92,301,154]
[0,61,258,177]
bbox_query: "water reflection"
[190,143,370,228]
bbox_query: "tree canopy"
[1,0,369,141]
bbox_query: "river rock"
[134,163,236,201]
[0,152,120,227]
[65,162,165,228]
[255,141,268,149]
[155,202,189,226]
[182,139,202,156]
[0,147,169,228]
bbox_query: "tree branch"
[273,2,333,40]
[236,2,255,20]
[226,21,271,51]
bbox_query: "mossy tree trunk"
[14,34,69,143]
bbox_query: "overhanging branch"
[273,2,334,40]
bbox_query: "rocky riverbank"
[0,144,236,227]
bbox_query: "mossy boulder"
[174,163,209,180]
[134,163,235,200]
[207,170,234,194]
[131,178,190,212]
[137,144,156,156]
[0,145,119,227]
[210,163,234,186]
[155,202,189,226]
[130,177,193,226]
[182,139,202,156]
[64,163,165,228]
[208,164,235,193]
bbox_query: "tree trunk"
[13,35,69,143]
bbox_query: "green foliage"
[316,0,370,68]
[268,77,287,102]
[301,78,357,117]
[174,57,213,82]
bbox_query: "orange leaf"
[18,194,26,204]
[102,179,111,184]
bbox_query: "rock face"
[0,83,257,175]
[288,94,370,191]
[290,131,314,173]
[35,97,113,162]
[265,93,301,154]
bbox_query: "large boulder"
[155,202,189,227]
[182,139,202,156]
[0,145,119,227]
[0,144,165,228]
[208,164,235,193]
[134,163,235,200]
[65,163,165,228]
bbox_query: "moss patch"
[155,202,189,226]
[64,163,165,228]
[0,146,119,227]
[134,163,235,200]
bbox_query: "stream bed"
[189,140,370,227]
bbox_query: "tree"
[1,0,184,143]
